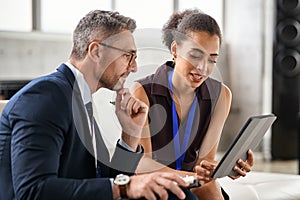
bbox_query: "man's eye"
[124,53,131,57]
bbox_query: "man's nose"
[128,60,137,72]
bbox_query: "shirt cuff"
[118,138,142,153]
[110,178,114,190]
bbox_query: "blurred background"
[0,0,299,175]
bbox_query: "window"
[41,0,112,33]
[0,0,32,31]
[0,0,224,33]
[115,0,173,29]
[178,0,224,32]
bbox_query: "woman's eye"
[189,53,203,60]
[208,59,217,64]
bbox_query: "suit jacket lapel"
[72,81,95,157]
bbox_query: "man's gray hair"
[70,10,136,60]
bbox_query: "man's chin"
[112,83,124,91]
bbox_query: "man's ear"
[87,42,101,61]
[171,41,177,59]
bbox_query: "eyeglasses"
[101,42,137,66]
[87,41,137,66]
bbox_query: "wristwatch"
[114,174,130,199]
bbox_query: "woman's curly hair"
[162,9,222,52]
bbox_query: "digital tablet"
[211,114,277,178]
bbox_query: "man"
[0,10,196,200]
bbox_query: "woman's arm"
[189,83,232,200]
[197,83,232,160]
[131,82,197,178]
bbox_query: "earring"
[172,54,176,65]
[172,53,177,60]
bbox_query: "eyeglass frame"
[87,40,137,66]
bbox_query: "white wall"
[0,31,71,80]
[219,0,269,152]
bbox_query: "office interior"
[0,0,299,177]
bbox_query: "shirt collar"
[65,62,92,105]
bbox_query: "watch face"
[115,174,130,185]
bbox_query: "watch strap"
[119,184,128,199]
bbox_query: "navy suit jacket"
[0,64,143,200]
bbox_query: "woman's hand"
[230,149,254,179]
[194,160,218,185]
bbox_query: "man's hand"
[126,172,189,200]
[114,88,148,150]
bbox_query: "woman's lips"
[190,72,204,83]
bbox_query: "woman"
[132,9,254,199]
